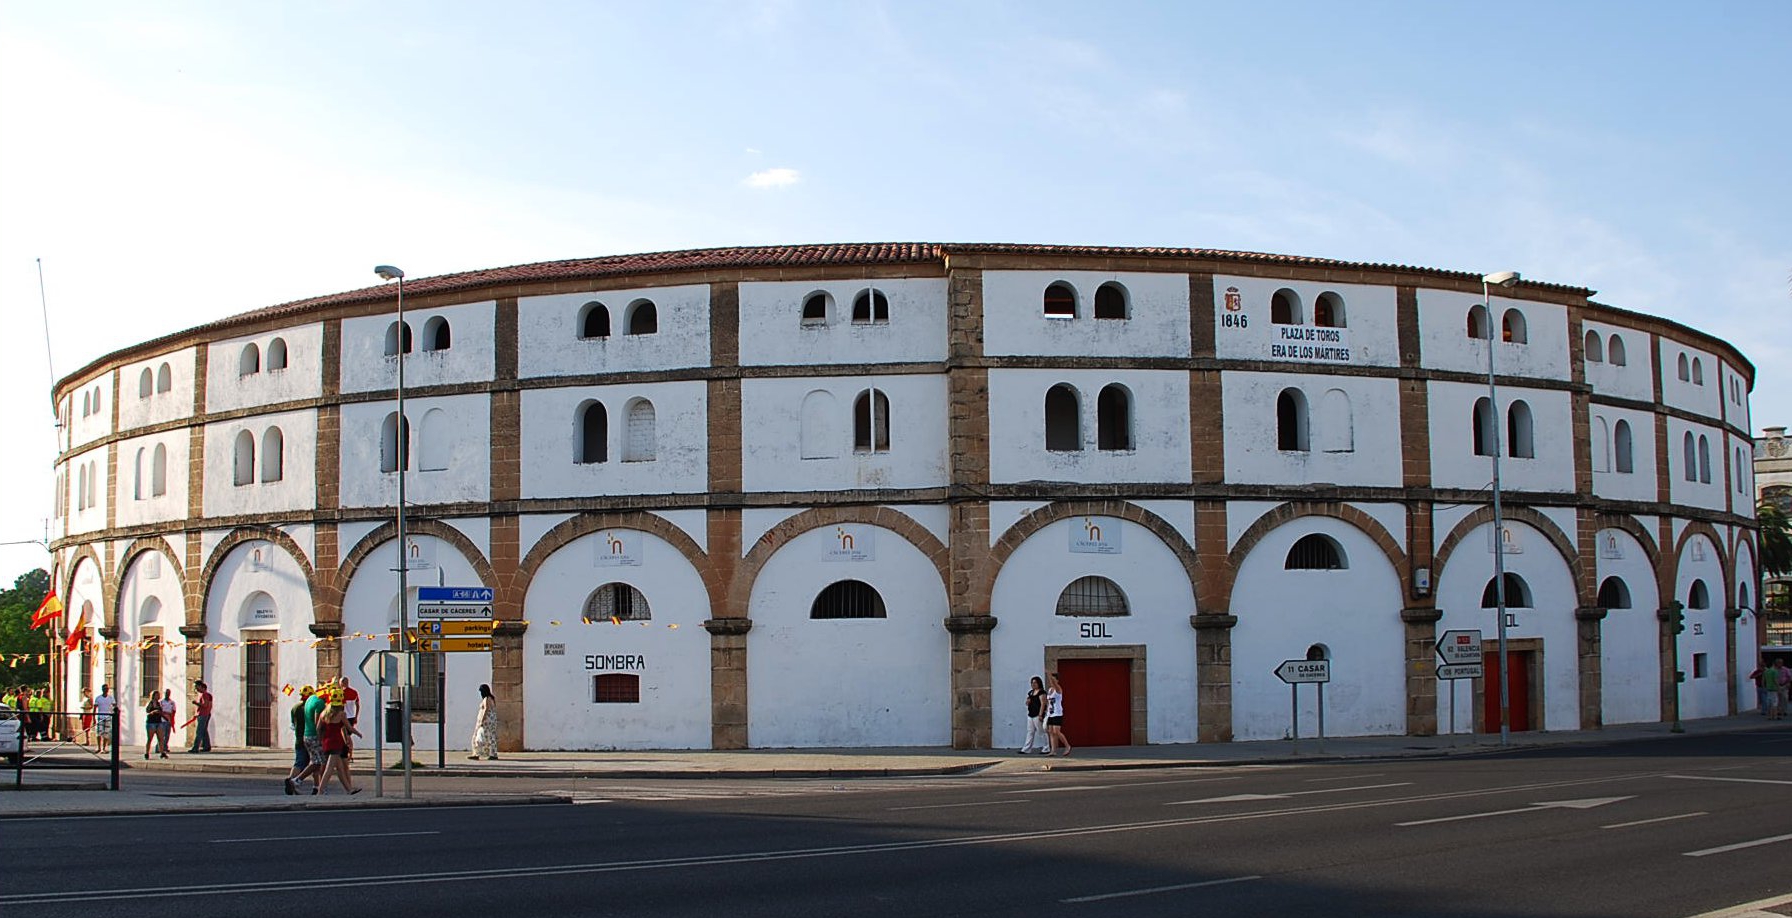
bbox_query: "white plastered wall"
[1417,290,1570,381]
[1580,323,1652,403]
[982,271,1191,358]
[206,326,325,411]
[1588,406,1657,503]
[987,369,1191,485]
[114,549,189,747]
[517,285,710,378]
[1734,543,1759,711]
[61,556,106,737]
[1222,372,1402,487]
[202,410,318,517]
[113,430,191,528]
[1672,533,1728,720]
[1594,528,1661,725]
[117,348,196,432]
[737,277,948,366]
[1657,339,1722,420]
[340,303,496,393]
[1210,276,1398,368]
[519,381,708,498]
[201,539,317,748]
[1426,382,1575,493]
[1664,418,1727,513]
[739,375,948,493]
[338,395,491,508]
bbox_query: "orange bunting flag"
[281,684,295,696]
[31,591,64,628]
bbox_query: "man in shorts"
[283,685,315,795]
[93,685,115,754]
[290,685,328,794]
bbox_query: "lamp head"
[1482,271,1520,288]
[374,265,405,281]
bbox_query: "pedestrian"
[315,702,360,795]
[188,681,213,752]
[1045,672,1071,757]
[1774,660,1792,721]
[1018,675,1048,754]
[93,684,115,754]
[158,689,176,756]
[336,677,359,760]
[79,688,95,746]
[284,685,317,794]
[296,684,328,793]
[29,688,51,741]
[468,683,499,760]
[1750,662,1769,715]
[143,689,165,759]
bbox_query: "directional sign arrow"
[357,650,387,686]
[1396,796,1634,827]
[1170,782,1412,805]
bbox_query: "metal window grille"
[593,674,640,703]
[139,633,163,698]
[1054,576,1128,617]
[583,583,651,622]
[811,580,886,619]
[1284,535,1344,570]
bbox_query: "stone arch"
[1226,501,1406,583]
[977,500,1197,616]
[61,543,109,628]
[199,526,319,629]
[1668,519,1729,604]
[516,511,711,621]
[730,506,948,620]
[1728,529,1758,609]
[338,519,499,620]
[1433,505,1582,592]
[115,536,191,625]
[1593,512,1661,569]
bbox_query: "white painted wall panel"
[988,369,1191,485]
[740,375,949,493]
[1211,276,1398,368]
[520,382,708,499]
[738,277,947,366]
[982,271,1190,358]
[517,286,709,378]
[206,325,325,411]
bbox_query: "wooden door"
[1482,650,1533,733]
[244,642,275,747]
[1058,659,1132,747]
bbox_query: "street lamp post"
[1482,270,1521,746]
[374,264,413,798]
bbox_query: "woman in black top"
[1019,676,1047,754]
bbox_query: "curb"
[0,793,567,819]
[123,760,1004,780]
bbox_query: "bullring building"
[47,243,1763,753]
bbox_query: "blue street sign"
[417,586,493,603]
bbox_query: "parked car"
[0,703,21,766]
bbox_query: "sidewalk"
[3,713,1783,818]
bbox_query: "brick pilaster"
[1402,606,1442,735]
[1575,606,1606,730]
[1192,614,1237,743]
[705,618,751,748]
[489,515,524,751]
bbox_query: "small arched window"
[811,580,886,619]
[267,338,289,370]
[1097,384,1132,451]
[1044,384,1081,452]
[583,583,651,622]
[1607,334,1626,366]
[1271,288,1302,325]
[1093,283,1128,319]
[239,343,261,377]
[579,302,611,339]
[801,292,830,325]
[1740,583,1751,609]
[1043,282,1077,318]
[854,388,890,453]
[150,443,167,497]
[852,288,889,324]
[1677,353,1690,381]
[577,401,608,464]
[1473,397,1496,456]
[385,321,413,356]
[1682,432,1697,482]
[380,412,410,473]
[1481,572,1533,608]
[156,363,172,393]
[233,429,256,486]
[1319,388,1353,453]
[1314,292,1345,328]
[1285,534,1346,570]
[1584,330,1603,362]
[1506,400,1534,458]
[1592,416,1611,473]
[799,390,837,459]
[138,368,154,398]
[422,317,451,352]
[1697,434,1711,484]
[1467,304,1490,340]
[132,447,145,500]
[1688,579,1709,610]
[1277,388,1309,452]
[1690,358,1703,386]
[623,399,656,462]
[1597,577,1632,609]
[260,427,284,482]
[1501,309,1528,344]
[1054,576,1129,616]
[418,408,450,472]
[625,300,658,336]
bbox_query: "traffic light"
[1668,601,1685,635]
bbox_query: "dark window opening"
[1043,282,1077,317]
[1285,534,1346,570]
[1093,283,1127,319]
[811,580,886,619]
[1054,576,1129,616]
[593,673,640,703]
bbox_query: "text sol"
[1079,622,1113,640]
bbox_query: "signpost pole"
[373,671,384,798]
[1290,683,1299,753]
[1449,679,1457,744]
[437,665,446,770]
[1317,682,1326,752]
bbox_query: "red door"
[1058,659,1132,747]
[1481,650,1532,733]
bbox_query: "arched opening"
[1271,288,1302,324]
[1593,416,1611,473]
[1467,305,1490,340]
[1677,353,1690,381]
[811,580,886,619]
[1305,643,1331,662]
[132,447,145,500]
[623,398,656,462]
[423,316,452,351]
[625,300,658,335]
[233,429,256,486]
[260,427,284,482]
[852,288,889,324]
[1501,309,1528,344]
[801,292,830,325]
[1613,420,1634,473]
[267,337,289,370]
[1043,282,1077,318]
[385,321,413,356]
[238,343,260,377]
[1584,330,1603,362]
[853,388,890,453]
[1683,432,1697,482]
[583,582,651,622]
[1093,283,1128,319]
[1690,358,1704,385]
[1277,388,1309,452]
[1054,576,1129,616]
[799,390,837,459]
[139,368,154,398]
[380,412,410,473]
[579,302,611,339]
[1044,384,1081,452]
[156,363,172,393]
[1506,400,1534,459]
[1285,533,1347,570]
[1482,572,1533,608]
[418,408,450,472]
[1697,435,1711,483]
[1688,579,1710,610]
[1319,388,1353,453]
[576,401,608,464]
[150,444,167,497]
[1608,334,1627,365]
[1597,577,1632,609]
[1096,384,1132,451]
[1314,291,1345,328]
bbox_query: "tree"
[1761,498,1792,578]
[0,568,52,686]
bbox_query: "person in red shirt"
[188,681,214,753]
[336,677,360,759]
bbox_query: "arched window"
[156,363,172,393]
[1466,304,1490,340]
[1314,292,1345,328]
[583,583,650,622]
[1285,534,1346,570]
[811,580,886,619]
[1054,576,1129,616]
[801,292,830,325]
[151,443,167,497]
[852,288,889,324]
[77,464,87,510]
[1481,572,1533,608]
[623,399,656,462]
[132,447,145,500]
[422,317,451,352]
[1097,384,1132,451]
[1584,330,1603,362]
[1739,583,1751,609]
[1682,432,1697,482]
[579,302,611,339]
[1607,334,1626,366]
[625,300,658,335]
[1592,416,1611,473]
[82,390,90,417]
[1506,400,1534,458]
[1271,288,1302,324]
[239,343,261,377]
[267,337,289,370]
[1319,388,1353,453]
[576,401,608,464]
[260,427,284,482]
[853,388,890,453]
[1677,353,1690,381]
[1597,577,1632,609]
[1277,388,1309,451]
[385,321,413,356]
[799,390,837,459]
[138,368,154,398]
[1614,419,1634,473]
[1044,384,1081,452]
[380,412,410,473]
[418,408,449,472]
[1501,309,1528,344]
[1043,282,1077,318]
[1093,283,1128,319]
[233,429,256,486]
[1690,358,1703,385]
[1687,579,1709,610]
[1696,435,1711,483]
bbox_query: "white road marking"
[1001,785,1109,794]
[1304,772,1385,783]
[1684,832,1792,858]
[1061,875,1261,903]
[1171,783,1411,805]
[888,800,1030,811]
[1665,774,1792,786]
[211,830,440,843]
[1601,812,1707,829]
[1396,796,1633,827]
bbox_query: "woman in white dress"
[1045,672,1071,757]
[469,683,499,760]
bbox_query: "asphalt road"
[6,730,1792,918]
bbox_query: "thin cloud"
[744,167,800,189]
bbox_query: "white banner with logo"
[1069,517,1122,554]
[824,525,875,562]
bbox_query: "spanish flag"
[30,591,63,628]
[63,605,88,653]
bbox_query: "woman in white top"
[1045,672,1071,757]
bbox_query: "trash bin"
[385,700,404,737]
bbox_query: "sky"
[0,1,1787,579]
